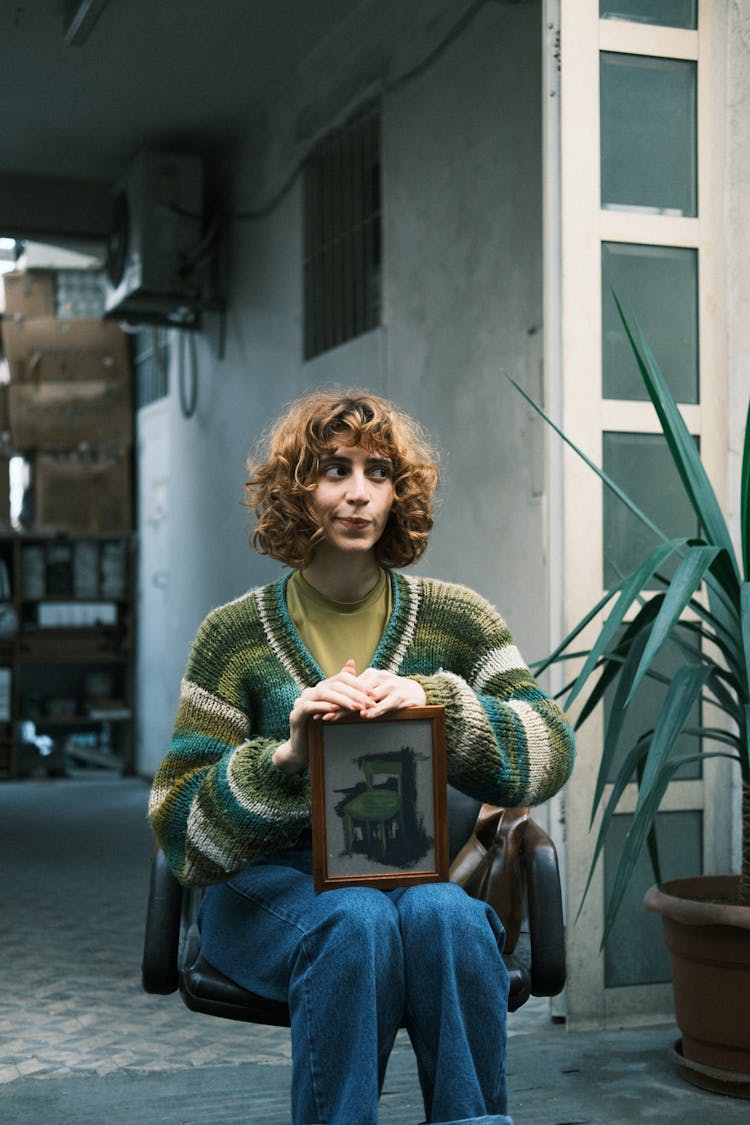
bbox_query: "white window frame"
[554,0,729,1028]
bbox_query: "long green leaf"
[615,296,739,586]
[565,541,683,711]
[681,726,743,752]
[653,555,741,641]
[602,751,736,944]
[590,626,651,827]
[702,668,744,729]
[701,555,742,623]
[740,394,750,580]
[640,755,663,890]
[626,545,719,704]
[740,583,750,704]
[508,374,672,545]
[577,735,652,920]
[675,610,744,687]
[637,662,713,806]
[585,663,710,929]
[532,587,619,677]
[576,597,664,731]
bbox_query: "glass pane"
[604,810,702,987]
[600,1,696,28]
[602,432,699,589]
[604,631,701,783]
[601,53,697,216]
[602,243,698,403]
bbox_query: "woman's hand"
[272,662,427,774]
[356,668,427,719]
[272,660,374,774]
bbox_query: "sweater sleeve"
[409,582,574,808]
[148,604,310,886]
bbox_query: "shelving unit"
[0,532,136,778]
[1,261,136,780]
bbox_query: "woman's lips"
[337,517,369,529]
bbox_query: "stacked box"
[2,270,56,319]
[1,271,134,533]
[34,451,132,534]
[8,380,132,450]
[1,316,129,382]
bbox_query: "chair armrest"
[521,818,566,996]
[142,846,183,994]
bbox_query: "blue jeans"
[200,840,512,1125]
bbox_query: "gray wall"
[136,0,545,775]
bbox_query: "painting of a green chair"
[341,758,404,860]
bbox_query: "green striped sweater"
[149,570,574,886]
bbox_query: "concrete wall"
[136,0,545,775]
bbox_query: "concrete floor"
[0,774,746,1124]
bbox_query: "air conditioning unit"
[104,150,204,326]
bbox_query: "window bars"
[303,104,382,360]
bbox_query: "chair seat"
[181,940,532,1024]
[142,796,565,1030]
[344,788,400,822]
[182,951,292,1027]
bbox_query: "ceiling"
[0,0,360,185]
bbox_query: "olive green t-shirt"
[286,569,391,678]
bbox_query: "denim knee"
[296,887,403,980]
[396,882,506,952]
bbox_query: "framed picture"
[309,705,448,893]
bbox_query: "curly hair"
[245,389,439,569]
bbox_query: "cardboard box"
[2,271,56,319]
[34,451,132,533]
[1,317,130,382]
[9,380,133,451]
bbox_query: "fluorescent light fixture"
[64,0,109,47]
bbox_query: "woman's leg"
[200,861,404,1125]
[391,881,511,1125]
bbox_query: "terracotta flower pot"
[644,875,750,1098]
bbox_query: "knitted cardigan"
[149,570,575,886]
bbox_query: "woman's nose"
[345,472,369,502]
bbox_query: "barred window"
[303,104,381,360]
[133,327,170,409]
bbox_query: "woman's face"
[311,443,394,558]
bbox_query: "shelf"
[19,596,129,604]
[0,530,136,778]
[16,651,129,665]
[31,711,132,728]
[0,528,134,778]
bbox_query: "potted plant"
[511,297,750,1098]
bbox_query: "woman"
[149,389,574,1125]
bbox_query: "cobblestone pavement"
[0,774,543,1088]
[0,775,297,1084]
[4,775,748,1124]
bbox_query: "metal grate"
[303,104,382,360]
[133,327,170,409]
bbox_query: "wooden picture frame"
[309,705,448,893]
